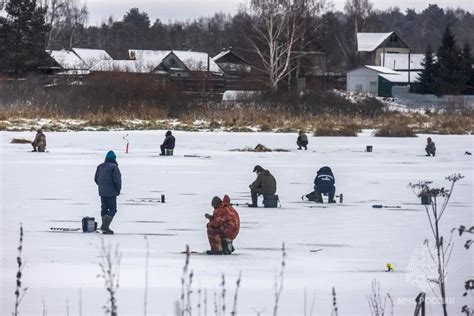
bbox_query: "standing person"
[160,130,176,155]
[297,130,308,150]
[425,137,436,156]
[205,195,240,255]
[248,165,277,207]
[94,151,122,234]
[31,129,47,152]
[305,166,336,203]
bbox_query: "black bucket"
[161,194,165,203]
[263,195,279,208]
[421,194,432,205]
[366,145,373,152]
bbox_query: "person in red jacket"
[205,195,240,255]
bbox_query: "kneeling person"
[306,166,336,203]
[205,195,240,255]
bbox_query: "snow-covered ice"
[1,131,472,315]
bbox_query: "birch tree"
[246,0,326,92]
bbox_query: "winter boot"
[328,191,336,203]
[205,249,223,255]
[222,238,235,255]
[100,215,114,235]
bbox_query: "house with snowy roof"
[213,49,252,75]
[346,65,419,97]
[45,48,112,75]
[357,32,411,66]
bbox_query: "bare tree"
[409,173,464,316]
[43,0,88,49]
[245,0,327,92]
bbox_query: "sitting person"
[297,130,308,150]
[305,166,336,203]
[205,195,240,255]
[425,137,436,156]
[160,131,175,155]
[31,129,47,152]
[247,165,277,207]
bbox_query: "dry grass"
[1,104,473,134]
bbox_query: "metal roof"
[47,50,87,70]
[363,65,399,74]
[357,32,393,52]
[378,71,420,83]
[72,48,112,68]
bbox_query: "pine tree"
[435,26,465,96]
[418,45,438,94]
[461,42,474,94]
[0,0,50,73]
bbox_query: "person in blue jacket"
[304,166,336,203]
[94,151,122,234]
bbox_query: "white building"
[347,66,399,95]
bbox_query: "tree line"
[0,0,473,94]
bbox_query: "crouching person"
[305,166,336,203]
[205,195,240,255]
[425,137,436,157]
[94,151,122,234]
[248,165,277,207]
[32,129,47,152]
[297,130,308,150]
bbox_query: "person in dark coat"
[297,130,308,150]
[160,131,176,155]
[248,165,277,207]
[205,195,240,255]
[425,137,436,156]
[32,129,47,152]
[305,166,336,203]
[94,151,122,234]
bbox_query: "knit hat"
[253,165,263,173]
[211,196,222,208]
[105,150,117,162]
[165,130,172,136]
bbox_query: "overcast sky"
[84,0,474,25]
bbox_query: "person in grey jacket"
[94,150,122,234]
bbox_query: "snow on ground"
[1,131,472,316]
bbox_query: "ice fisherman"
[205,195,240,255]
[31,129,47,152]
[425,137,436,156]
[160,130,176,155]
[248,165,277,207]
[297,130,308,150]
[94,151,122,234]
[305,166,336,203]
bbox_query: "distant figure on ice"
[425,137,436,156]
[248,165,277,207]
[94,151,122,234]
[297,130,308,150]
[205,195,240,255]
[305,166,336,203]
[160,130,176,155]
[31,129,47,152]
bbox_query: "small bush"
[260,123,272,132]
[375,122,417,137]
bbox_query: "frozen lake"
[1,130,473,315]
